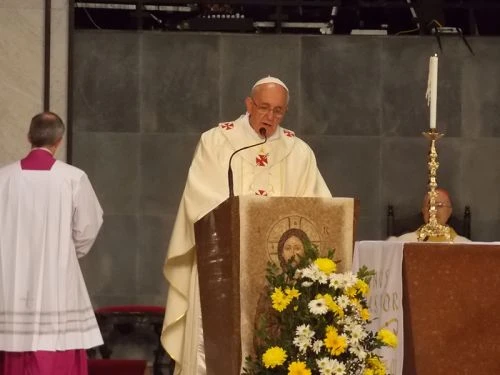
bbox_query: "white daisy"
[331,359,346,375]
[295,324,314,338]
[317,358,346,375]
[336,295,350,309]
[347,324,367,343]
[312,339,324,354]
[316,357,331,371]
[318,273,329,284]
[341,272,357,288]
[308,298,328,315]
[338,315,355,327]
[349,344,367,361]
[329,274,344,289]
[299,265,319,281]
[300,266,316,281]
[293,335,311,354]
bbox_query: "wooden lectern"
[194,196,357,375]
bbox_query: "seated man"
[388,188,470,243]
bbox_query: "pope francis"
[161,76,332,374]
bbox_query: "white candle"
[429,55,438,129]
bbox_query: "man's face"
[245,83,288,137]
[422,190,452,225]
[282,236,305,263]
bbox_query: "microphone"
[228,127,267,198]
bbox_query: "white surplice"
[387,230,471,243]
[0,159,103,351]
[161,115,332,374]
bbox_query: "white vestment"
[161,115,332,374]
[0,159,103,351]
[387,230,471,243]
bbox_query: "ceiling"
[73,0,500,35]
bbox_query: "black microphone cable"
[228,128,267,198]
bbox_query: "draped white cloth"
[161,115,332,374]
[0,160,103,351]
[353,241,404,375]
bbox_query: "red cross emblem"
[255,190,268,196]
[221,122,234,130]
[256,153,269,167]
[284,129,295,137]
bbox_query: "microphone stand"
[228,128,267,198]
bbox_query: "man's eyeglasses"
[251,98,286,118]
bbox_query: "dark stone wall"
[73,31,500,305]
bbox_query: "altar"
[353,241,500,375]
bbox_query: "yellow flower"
[262,346,287,368]
[288,361,311,375]
[325,325,337,335]
[345,286,357,298]
[363,369,375,375]
[271,287,292,312]
[314,258,336,274]
[360,308,371,321]
[321,293,333,305]
[377,328,398,348]
[285,287,301,299]
[324,325,347,356]
[366,356,387,375]
[322,294,344,318]
[356,279,370,296]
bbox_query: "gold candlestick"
[417,129,452,242]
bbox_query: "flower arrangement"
[243,243,397,375]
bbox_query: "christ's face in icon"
[282,235,305,263]
[276,228,310,270]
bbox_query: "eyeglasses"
[251,98,286,118]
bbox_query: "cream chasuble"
[161,115,332,374]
